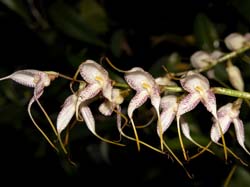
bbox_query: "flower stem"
[212,87,250,99]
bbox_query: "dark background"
[0,0,250,186]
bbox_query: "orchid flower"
[210,99,250,155]
[99,88,127,142]
[124,67,163,151]
[0,69,59,150]
[176,72,227,160]
[177,72,217,122]
[57,60,124,146]
[0,69,58,107]
[159,95,213,156]
[76,60,113,116]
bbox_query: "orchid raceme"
[2,29,250,180]
[124,67,163,151]
[0,69,59,151]
[176,72,227,160]
[159,95,213,156]
[210,99,250,155]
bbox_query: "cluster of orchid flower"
[1,32,250,176]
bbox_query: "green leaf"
[193,13,219,51]
[0,0,32,23]
[78,0,109,34]
[48,1,106,47]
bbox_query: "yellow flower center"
[95,76,104,86]
[195,86,204,95]
[142,82,151,94]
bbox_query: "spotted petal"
[233,118,250,155]
[210,118,231,143]
[77,84,102,105]
[200,90,217,118]
[79,60,109,84]
[150,85,161,111]
[125,67,156,91]
[28,85,45,112]
[180,73,210,93]
[127,91,149,118]
[80,105,96,135]
[177,92,201,116]
[27,72,52,119]
[56,94,77,134]
[180,118,197,143]
[211,103,234,142]
[0,69,41,88]
[158,95,178,135]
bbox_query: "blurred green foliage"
[0,0,250,186]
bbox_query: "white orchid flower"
[124,67,163,151]
[160,95,213,158]
[98,88,127,143]
[0,69,59,150]
[176,72,220,160]
[0,69,58,107]
[57,61,124,146]
[210,99,250,155]
[75,60,113,118]
[177,72,217,118]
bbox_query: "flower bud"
[224,33,246,51]
[226,61,244,91]
[190,51,212,69]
